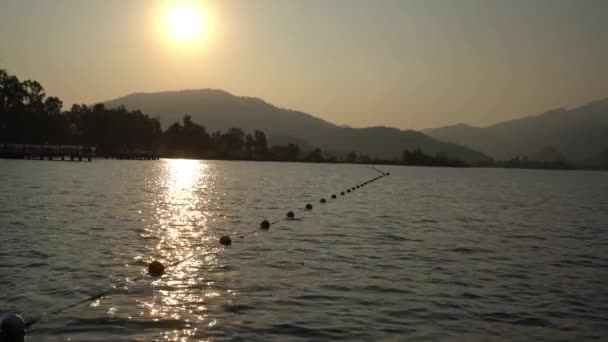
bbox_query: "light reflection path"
[137,159,229,341]
[24,160,385,340]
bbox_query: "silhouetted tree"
[305,148,324,162]
[270,143,300,161]
[5,69,588,169]
[224,128,245,158]
[253,130,268,159]
[346,151,357,163]
[244,133,254,158]
[358,154,371,163]
[163,115,210,158]
[402,147,466,167]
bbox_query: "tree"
[305,148,324,162]
[286,143,300,161]
[358,154,371,163]
[224,127,245,158]
[162,115,210,158]
[270,143,300,161]
[44,96,63,115]
[253,130,268,159]
[346,151,357,163]
[244,133,254,158]
[21,80,45,108]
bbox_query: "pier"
[1,144,95,162]
[104,152,161,160]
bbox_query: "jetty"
[104,152,161,160]
[1,143,95,162]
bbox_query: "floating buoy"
[320,198,327,203]
[347,189,351,193]
[386,172,390,175]
[148,260,165,277]
[1,314,25,342]
[260,220,270,230]
[219,235,232,246]
[331,194,336,199]
[340,192,345,196]
[305,204,313,210]
[286,211,295,219]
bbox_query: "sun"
[158,1,210,46]
[166,4,203,41]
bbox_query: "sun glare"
[158,1,210,48]
[167,5,203,41]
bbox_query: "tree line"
[0,69,323,161]
[1,69,471,166]
[480,156,576,170]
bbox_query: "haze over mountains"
[105,89,489,163]
[105,89,608,167]
[425,99,608,166]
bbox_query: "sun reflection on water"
[157,159,209,250]
[136,159,228,340]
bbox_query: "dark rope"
[25,291,108,328]
[25,244,219,328]
[368,166,386,175]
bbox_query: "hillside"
[105,89,489,163]
[425,99,608,165]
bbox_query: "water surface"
[1,159,607,341]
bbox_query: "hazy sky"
[1,0,606,129]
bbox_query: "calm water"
[1,159,607,341]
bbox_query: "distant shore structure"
[104,152,161,160]
[1,143,95,162]
[0,143,161,161]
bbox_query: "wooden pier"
[1,143,96,162]
[104,152,161,160]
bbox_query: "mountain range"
[105,89,489,163]
[425,99,608,166]
[105,89,607,167]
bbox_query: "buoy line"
[1,168,390,340]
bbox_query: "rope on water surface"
[230,168,389,241]
[23,244,218,329]
[11,167,390,334]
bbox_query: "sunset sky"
[1,0,606,129]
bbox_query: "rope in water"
[24,243,218,328]
[232,167,388,241]
[12,167,390,334]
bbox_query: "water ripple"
[0,160,607,341]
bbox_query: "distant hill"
[104,89,489,163]
[425,99,608,165]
